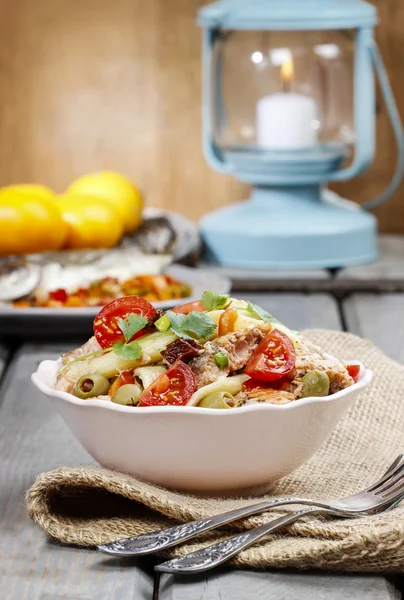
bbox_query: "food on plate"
[0,257,42,302]
[67,171,143,233]
[9,250,190,307]
[0,189,68,256]
[122,217,176,255]
[55,291,359,408]
[56,194,124,250]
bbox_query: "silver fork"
[98,454,404,559]
[155,464,404,574]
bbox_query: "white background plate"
[0,265,231,339]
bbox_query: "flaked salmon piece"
[291,338,354,396]
[235,335,354,405]
[61,336,102,365]
[189,327,266,389]
[236,389,295,406]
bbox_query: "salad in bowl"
[32,291,371,494]
[54,291,359,409]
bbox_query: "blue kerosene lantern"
[197,0,404,269]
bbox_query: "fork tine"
[383,454,403,474]
[381,478,404,501]
[366,455,404,493]
[375,466,404,495]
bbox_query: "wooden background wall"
[0,0,402,231]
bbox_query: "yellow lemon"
[67,171,143,233]
[56,194,123,249]
[0,191,68,255]
[1,183,55,202]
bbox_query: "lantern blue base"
[200,186,378,269]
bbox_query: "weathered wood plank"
[0,344,154,600]
[338,236,404,285]
[201,263,331,293]
[158,570,399,600]
[343,294,404,364]
[241,293,341,331]
[0,343,8,380]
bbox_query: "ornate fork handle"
[98,497,328,557]
[155,507,337,574]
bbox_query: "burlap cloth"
[26,330,404,573]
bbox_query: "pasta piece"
[134,366,167,389]
[61,331,177,382]
[187,374,249,407]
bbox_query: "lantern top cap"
[197,0,378,31]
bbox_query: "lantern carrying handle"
[202,29,233,174]
[331,40,404,210]
[361,43,404,210]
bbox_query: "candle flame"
[281,58,294,85]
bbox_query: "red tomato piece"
[171,300,205,314]
[139,360,196,407]
[218,308,238,336]
[346,364,361,383]
[93,296,156,349]
[245,329,296,382]
[49,288,68,303]
[119,370,135,386]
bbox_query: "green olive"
[112,383,142,406]
[198,391,236,409]
[301,370,330,398]
[74,374,110,399]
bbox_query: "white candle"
[256,92,319,149]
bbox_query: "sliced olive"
[112,383,142,406]
[198,391,236,409]
[301,370,330,398]
[74,374,110,399]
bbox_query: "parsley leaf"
[113,340,143,360]
[167,310,216,340]
[117,313,148,343]
[246,301,279,324]
[201,290,230,311]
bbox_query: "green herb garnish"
[246,301,279,324]
[201,290,230,311]
[112,340,143,360]
[214,351,229,369]
[167,310,216,340]
[117,313,148,343]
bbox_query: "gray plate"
[0,266,230,340]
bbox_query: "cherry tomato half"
[93,296,156,349]
[139,360,196,406]
[171,300,205,314]
[245,329,296,382]
[346,364,361,383]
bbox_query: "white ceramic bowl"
[32,360,372,496]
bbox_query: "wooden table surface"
[1,242,403,599]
